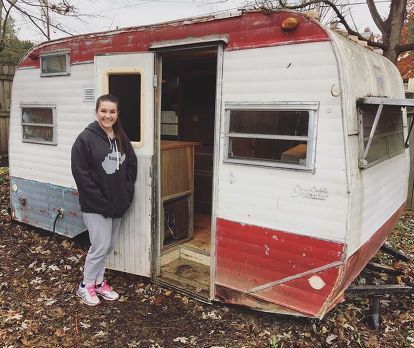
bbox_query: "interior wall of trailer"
[217,41,348,242]
[329,30,409,256]
[9,64,95,188]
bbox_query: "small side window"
[224,103,318,170]
[21,105,57,145]
[40,52,70,76]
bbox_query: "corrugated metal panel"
[9,64,95,188]
[328,30,409,255]
[218,42,348,242]
[215,218,343,317]
[107,155,153,276]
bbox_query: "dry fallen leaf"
[326,334,337,345]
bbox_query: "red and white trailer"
[8,9,412,317]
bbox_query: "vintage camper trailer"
[8,9,412,318]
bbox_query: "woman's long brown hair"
[95,94,127,153]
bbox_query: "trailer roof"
[19,9,330,69]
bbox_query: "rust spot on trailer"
[68,211,79,218]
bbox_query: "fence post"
[0,64,16,165]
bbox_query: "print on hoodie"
[102,149,126,174]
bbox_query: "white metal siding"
[9,64,95,188]
[329,30,409,255]
[218,42,348,242]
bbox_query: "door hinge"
[153,75,158,88]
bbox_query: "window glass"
[22,108,53,124]
[226,108,313,168]
[360,104,404,166]
[109,74,141,142]
[41,54,69,75]
[230,110,308,136]
[21,106,55,144]
[22,125,54,142]
[229,138,307,164]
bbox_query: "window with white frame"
[40,52,70,76]
[357,98,408,168]
[224,103,318,169]
[21,105,56,145]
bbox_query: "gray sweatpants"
[82,213,121,285]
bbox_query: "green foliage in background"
[0,17,33,65]
[0,167,8,184]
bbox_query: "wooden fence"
[0,65,16,163]
[406,92,414,210]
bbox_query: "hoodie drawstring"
[114,140,120,170]
[107,135,120,171]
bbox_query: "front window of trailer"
[224,103,318,170]
[358,101,405,168]
[21,106,56,145]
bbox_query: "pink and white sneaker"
[95,280,119,301]
[77,283,101,306]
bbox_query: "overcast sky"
[12,0,392,43]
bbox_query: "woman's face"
[96,100,118,132]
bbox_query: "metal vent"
[83,88,95,102]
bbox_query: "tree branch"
[5,0,73,38]
[398,42,414,54]
[277,0,385,50]
[366,0,386,35]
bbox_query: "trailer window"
[40,52,70,76]
[21,106,56,145]
[358,104,404,168]
[224,103,318,169]
[108,74,141,142]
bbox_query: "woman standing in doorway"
[71,94,137,306]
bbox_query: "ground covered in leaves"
[0,167,413,347]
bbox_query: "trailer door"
[96,53,155,277]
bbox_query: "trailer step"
[160,257,210,298]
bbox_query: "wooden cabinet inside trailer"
[160,140,199,246]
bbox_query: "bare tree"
[274,0,410,64]
[0,0,87,52]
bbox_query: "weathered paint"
[215,204,404,317]
[19,11,329,68]
[9,176,85,237]
[215,218,343,316]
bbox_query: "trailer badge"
[291,185,328,200]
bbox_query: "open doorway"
[157,47,217,299]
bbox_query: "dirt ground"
[0,168,413,348]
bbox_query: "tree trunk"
[368,0,407,64]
